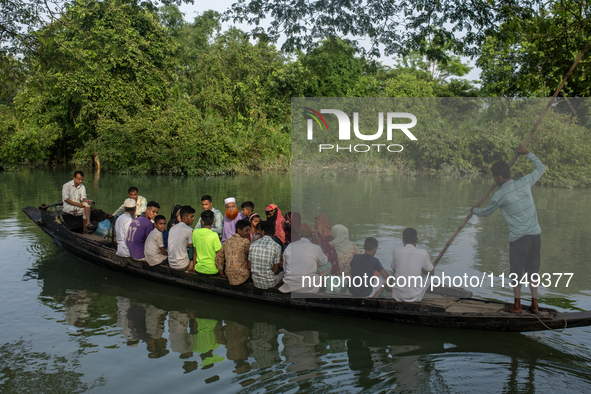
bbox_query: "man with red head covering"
[265,204,286,248]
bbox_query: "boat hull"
[22,206,591,332]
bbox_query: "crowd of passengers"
[62,171,434,301]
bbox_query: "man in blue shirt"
[471,145,546,314]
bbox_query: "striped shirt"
[249,236,281,289]
[473,152,545,242]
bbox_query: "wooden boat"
[23,205,591,332]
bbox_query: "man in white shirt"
[62,171,93,231]
[113,186,147,219]
[167,206,195,271]
[280,223,328,294]
[391,228,434,302]
[115,198,136,257]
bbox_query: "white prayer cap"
[124,198,137,208]
[224,197,236,204]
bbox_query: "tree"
[5,0,178,163]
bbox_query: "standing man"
[62,171,94,232]
[194,195,223,238]
[113,187,147,219]
[221,197,245,245]
[471,145,546,314]
[115,198,136,257]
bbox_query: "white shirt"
[144,228,167,266]
[115,213,133,257]
[62,180,87,214]
[167,222,193,270]
[390,244,434,302]
[280,237,327,293]
[113,195,148,218]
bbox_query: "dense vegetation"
[1,0,590,186]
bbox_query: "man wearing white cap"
[221,197,245,245]
[115,198,136,257]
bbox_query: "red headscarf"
[266,204,286,244]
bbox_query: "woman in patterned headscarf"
[265,204,286,248]
[330,224,360,276]
[310,214,339,275]
[284,212,301,245]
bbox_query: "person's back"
[249,220,282,289]
[391,228,434,302]
[115,198,136,257]
[193,210,222,275]
[216,219,251,285]
[349,237,390,298]
[279,223,326,293]
[168,206,195,271]
[127,201,160,260]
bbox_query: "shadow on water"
[23,251,591,393]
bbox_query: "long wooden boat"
[23,205,591,332]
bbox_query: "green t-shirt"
[192,227,222,274]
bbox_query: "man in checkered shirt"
[248,220,283,289]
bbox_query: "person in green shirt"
[192,210,223,275]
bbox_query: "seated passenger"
[279,223,327,294]
[249,220,283,289]
[391,228,435,302]
[62,171,106,233]
[115,198,136,257]
[265,204,286,250]
[144,215,168,266]
[163,204,182,250]
[216,219,251,285]
[349,237,392,298]
[248,213,261,243]
[113,187,147,219]
[331,224,360,276]
[222,197,244,245]
[284,212,301,245]
[192,210,223,275]
[127,201,160,261]
[168,206,196,271]
[195,195,223,239]
[240,201,254,219]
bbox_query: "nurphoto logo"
[304,108,418,153]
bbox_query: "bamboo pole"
[433,42,590,268]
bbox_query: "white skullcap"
[124,198,137,208]
[224,197,236,204]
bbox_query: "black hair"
[201,195,212,203]
[167,204,182,231]
[74,170,84,178]
[180,205,195,219]
[259,220,275,236]
[125,207,135,213]
[402,228,418,244]
[364,237,378,251]
[128,186,139,194]
[147,201,160,209]
[491,161,511,179]
[241,201,254,210]
[201,210,214,226]
[154,215,166,224]
[249,213,261,222]
[236,219,251,232]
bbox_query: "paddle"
[432,42,591,268]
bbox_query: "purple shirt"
[221,212,244,245]
[126,216,154,259]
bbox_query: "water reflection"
[30,252,591,393]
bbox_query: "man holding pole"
[471,145,546,314]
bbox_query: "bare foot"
[503,304,522,314]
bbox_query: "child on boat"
[390,228,434,302]
[241,201,254,219]
[348,237,391,298]
[144,215,168,266]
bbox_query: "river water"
[1,168,590,393]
